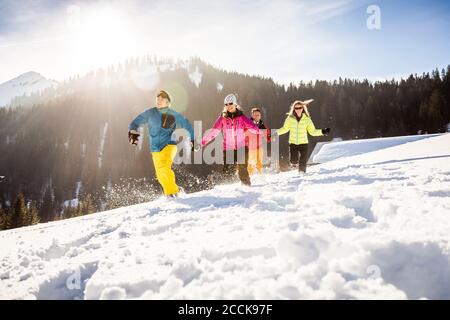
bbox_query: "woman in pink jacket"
[201,94,260,186]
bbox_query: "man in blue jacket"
[128,90,195,197]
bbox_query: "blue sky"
[0,0,449,84]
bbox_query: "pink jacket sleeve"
[241,116,260,134]
[201,116,223,147]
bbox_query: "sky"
[0,0,449,85]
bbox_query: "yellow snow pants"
[152,144,179,196]
[248,147,263,175]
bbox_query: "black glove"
[128,130,140,146]
[322,128,330,135]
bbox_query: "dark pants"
[289,144,308,172]
[223,147,251,185]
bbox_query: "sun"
[67,7,139,71]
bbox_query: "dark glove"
[322,128,330,135]
[128,130,140,146]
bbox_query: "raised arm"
[201,116,223,147]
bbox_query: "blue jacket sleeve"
[172,111,195,140]
[129,109,151,131]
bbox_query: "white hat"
[224,93,238,105]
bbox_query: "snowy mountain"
[1,133,450,299]
[0,71,58,107]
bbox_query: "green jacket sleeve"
[277,117,291,135]
[306,118,323,137]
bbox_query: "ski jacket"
[246,119,271,150]
[277,114,323,145]
[129,107,194,152]
[201,109,260,150]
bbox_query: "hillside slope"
[1,134,450,300]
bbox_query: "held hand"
[128,130,140,146]
[322,128,330,135]
[271,130,278,142]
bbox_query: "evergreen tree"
[0,208,6,230]
[2,208,11,230]
[427,89,445,129]
[10,193,27,229]
[75,202,83,217]
[80,194,95,216]
[62,204,79,219]
[27,201,40,226]
[40,187,55,222]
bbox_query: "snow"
[98,123,109,168]
[75,181,82,199]
[312,133,443,164]
[0,71,57,107]
[157,64,174,72]
[129,65,160,91]
[189,66,202,88]
[1,134,450,299]
[63,199,79,208]
[217,83,224,92]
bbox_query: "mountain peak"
[0,71,57,107]
[18,71,42,78]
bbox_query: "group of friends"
[128,90,330,197]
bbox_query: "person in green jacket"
[276,99,330,173]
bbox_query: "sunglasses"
[225,103,235,106]
[294,107,303,110]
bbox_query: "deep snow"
[312,133,443,164]
[1,134,450,300]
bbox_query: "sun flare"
[67,7,140,70]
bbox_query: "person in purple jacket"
[201,94,260,186]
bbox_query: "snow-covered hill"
[312,133,443,164]
[0,72,57,107]
[1,134,450,300]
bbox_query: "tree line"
[0,56,449,230]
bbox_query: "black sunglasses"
[225,103,235,106]
[294,106,303,110]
